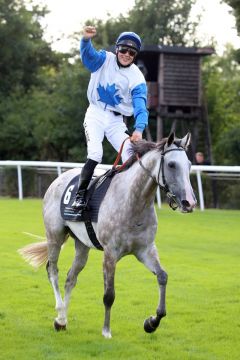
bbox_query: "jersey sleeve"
[131,83,149,132]
[80,38,106,73]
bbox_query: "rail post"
[17,165,23,200]
[196,170,204,210]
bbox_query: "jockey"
[72,26,149,210]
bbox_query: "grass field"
[0,199,239,360]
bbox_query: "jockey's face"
[116,46,137,66]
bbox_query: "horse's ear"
[167,132,175,147]
[180,133,191,149]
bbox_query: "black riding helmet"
[116,31,142,52]
[115,32,142,67]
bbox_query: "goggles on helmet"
[117,45,138,57]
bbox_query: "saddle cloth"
[60,169,115,222]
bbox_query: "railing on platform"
[0,160,240,210]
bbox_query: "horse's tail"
[18,241,48,268]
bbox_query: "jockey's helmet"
[116,32,142,52]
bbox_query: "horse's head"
[159,132,197,213]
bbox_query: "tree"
[0,0,74,161]
[202,46,240,164]
[224,1,240,63]
[0,90,38,159]
[0,61,90,162]
[0,0,59,95]
[128,0,198,46]
[224,0,240,34]
[83,0,198,49]
[31,62,89,162]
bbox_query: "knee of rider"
[87,147,103,164]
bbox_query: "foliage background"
[1,0,239,165]
[0,0,240,208]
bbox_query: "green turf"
[0,199,239,360]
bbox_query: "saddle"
[60,169,118,251]
[60,168,116,223]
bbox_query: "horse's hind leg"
[63,239,89,321]
[102,251,116,339]
[135,244,168,333]
[46,229,67,331]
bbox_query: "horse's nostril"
[181,200,190,207]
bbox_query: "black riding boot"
[72,159,98,210]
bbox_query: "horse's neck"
[122,152,158,211]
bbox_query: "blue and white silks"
[80,38,148,132]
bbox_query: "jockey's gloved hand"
[83,26,97,39]
[130,130,142,142]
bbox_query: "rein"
[137,147,185,210]
[112,137,130,172]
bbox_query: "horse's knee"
[103,289,115,308]
[157,269,168,286]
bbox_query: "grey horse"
[19,133,196,338]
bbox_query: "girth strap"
[84,212,103,250]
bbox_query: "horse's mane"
[122,138,168,170]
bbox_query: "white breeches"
[83,104,132,163]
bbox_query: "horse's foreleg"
[136,245,168,333]
[102,251,116,339]
[143,263,168,333]
[63,240,89,323]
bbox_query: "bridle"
[137,147,185,210]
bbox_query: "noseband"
[137,147,185,210]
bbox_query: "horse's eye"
[168,161,175,169]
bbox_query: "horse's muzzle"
[180,199,196,213]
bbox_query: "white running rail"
[0,161,240,210]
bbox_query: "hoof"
[54,320,67,331]
[144,317,157,333]
[102,328,112,339]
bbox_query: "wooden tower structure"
[136,45,214,163]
